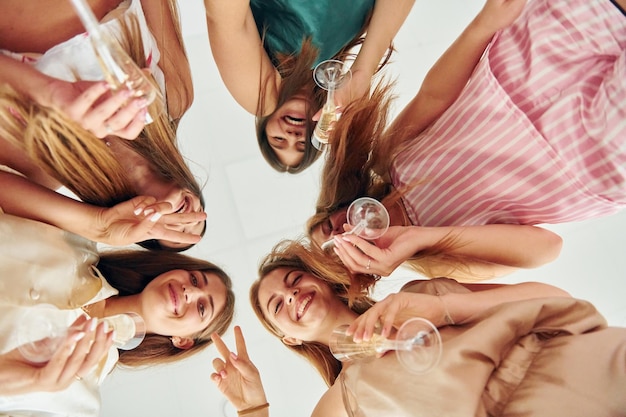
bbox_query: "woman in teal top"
[205,0,415,172]
[249,0,375,67]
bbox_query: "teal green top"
[250,0,376,67]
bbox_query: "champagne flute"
[68,0,164,118]
[17,304,146,363]
[311,59,352,150]
[329,317,442,374]
[321,197,390,250]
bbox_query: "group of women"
[0,0,624,416]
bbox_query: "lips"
[169,283,179,315]
[284,115,305,126]
[296,293,313,320]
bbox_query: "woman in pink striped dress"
[308,0,626,280]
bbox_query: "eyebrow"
[202,272,215,320]
[265,270,292,314]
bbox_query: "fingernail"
[89,318,98,331]
[135,98,148,108]
[74,332,86,341]
[134,207,143,215]
[220,370,227,378]
[143,208,155,216]
[150,212,162,222]
[230,352,238,361]
[341,236,351,242]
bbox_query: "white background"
[101,1,626,416]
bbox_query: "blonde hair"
[0,1,204,249]
[97,249,235,368]
[250,239,375,386]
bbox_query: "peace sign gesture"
[210,326,268,413]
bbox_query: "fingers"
[44,317,108,388]
[63,82,111,122]
[211,332,232,361]
[332,235,375,273]
[74,321,114,378]
[233,326,249,360]
[101,97,148,140]
[64,82,148,139]
[159,211,207,225]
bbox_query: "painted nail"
[150,212,162,222]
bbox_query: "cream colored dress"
[0,213,119,417]
[339,279,626,417]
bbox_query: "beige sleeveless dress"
[339,278,626,417]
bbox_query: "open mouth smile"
[296,293,313,320]
[284,115,306,126]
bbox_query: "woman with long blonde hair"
[0,0,205,250]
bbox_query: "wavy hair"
[305,78,478,280]
[250,239,376,386]
[97,249,235,368]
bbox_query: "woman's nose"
[287,289,299,305]
[183,285,202,303]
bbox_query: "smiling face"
[257,267,352,345]
[310,208,349,247]
[138,269,228,338]
[265,97,310,167]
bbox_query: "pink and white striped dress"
[391,0,626,227]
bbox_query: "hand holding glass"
[69,0,163,117]
[17,305,146,364]
[311,59,352,150]
[322,197,390,250]
[330,317,442,374]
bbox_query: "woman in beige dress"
[209,240,626,417]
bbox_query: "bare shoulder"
[310,382,349,417]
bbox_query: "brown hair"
[97,249,235,368]
[256,9,394,174]
[306,78,477,280]
[250,239,376,386]
[0,1,204,251]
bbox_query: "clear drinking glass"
[69,0,164,118]
[329,317,442,374]
[311,59,352,150]
[17,305,146,363]
[321,197,390,250]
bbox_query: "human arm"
[210,326,269,417]
[0,315,113,396]
[347,279,571,342]
[332,0,415,111]
[0,171,205,246]
[204,0,280,115]
[332,223,562,280]
[379,0,527,157]
[140,0,193,120]
[0,54,147,139]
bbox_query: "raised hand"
[46,78,148,139]
[332,225,426,277]
[92,196,206,246]
[345,292,440,343]
[210,326,268,413]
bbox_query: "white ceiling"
[100,1,626,416]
